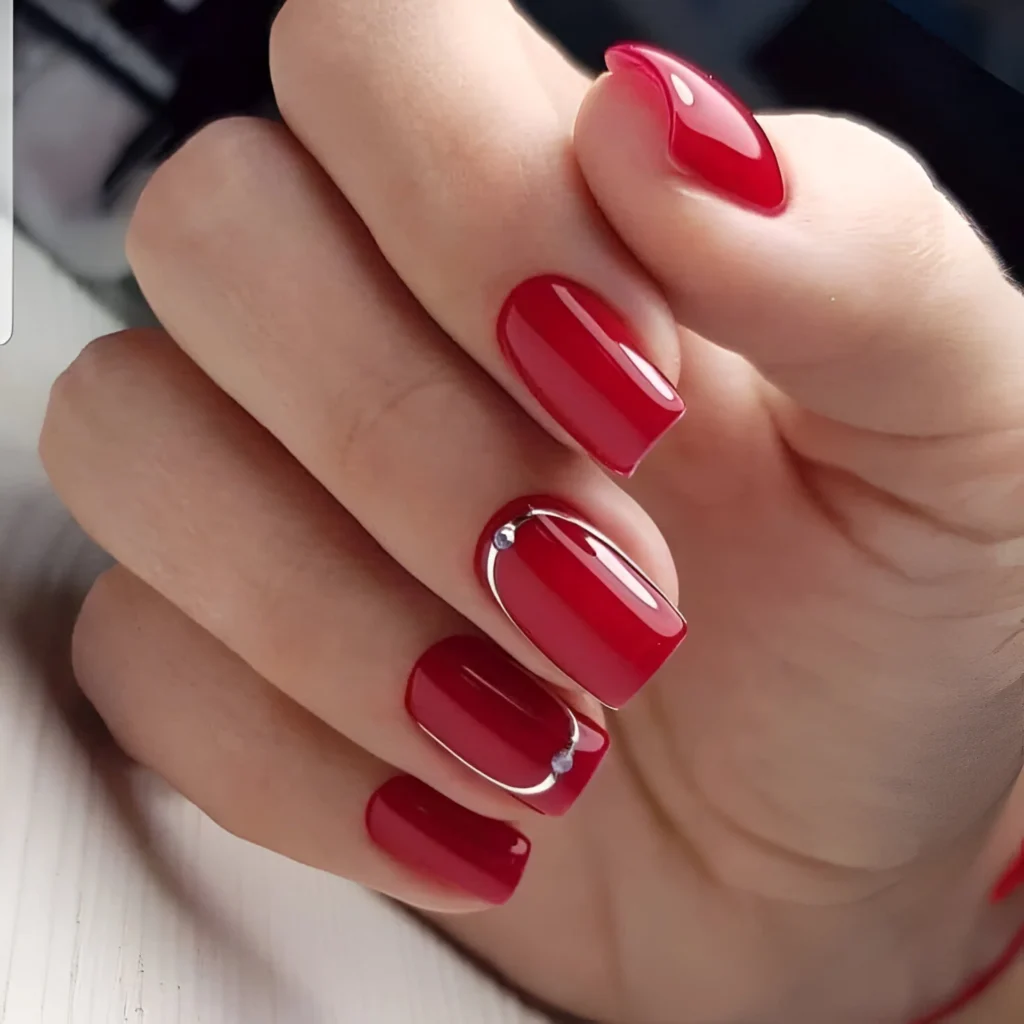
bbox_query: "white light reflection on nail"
[671,73,696,106]
[586,537,659,609]
[621,345,677,401]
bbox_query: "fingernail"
[478,497,687,709]
[366,775,530,905]
[408,636,610,816]
[498,276,684,477]
[605,42,787,214]
[991,841,1024,904]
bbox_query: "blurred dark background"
[12,0,1024,311]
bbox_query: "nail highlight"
[478,497,686,708]
[366,775,530,905]
[408,636,610,815]
[606,42,787,214]
[499,276,684,476]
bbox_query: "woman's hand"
[38,2,1024,1021]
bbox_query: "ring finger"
[42,327,609,821]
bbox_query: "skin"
[36,0,1024,1020]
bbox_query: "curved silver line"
[484,509,679,709]
[419,704,581,797]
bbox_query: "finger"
[124,119,686,710]
[574,44,1024,441]
[42,329,610,819]
[73,566,531,910]
[515,6,592,119]
[269,0,685,477]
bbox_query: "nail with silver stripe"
[407,636,609,816]
[478,497,687,709]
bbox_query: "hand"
[38,3,1024,1022]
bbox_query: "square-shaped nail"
[478,497,687,708]
[408,636,609,815]
[366,775,530,905]
[498,276,684,476]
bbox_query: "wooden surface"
[0,235,1021,1022]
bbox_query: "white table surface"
[0,236,549,1024]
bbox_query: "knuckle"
[872,180,952,308]
[813,112,934,189]
[267,0,302,95]
[42,331,136,459]
[71,567,133,707]
[44,329,161,431]
[269,0,352,110]
[799,114,960,304]
[41,330,176,501]
[857,134,949,284]
[127,117,285,266]
[331,362,469,480]
[71,569,178,774]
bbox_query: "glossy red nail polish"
[605,42,786,214]
[407,636,610,816]
[498,276,684,477]
[478,497,686,708]
[366,775,530,905]
[991,841,1024,903]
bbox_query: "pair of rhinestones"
[492,519,577,783]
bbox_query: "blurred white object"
[0,234,547,1024]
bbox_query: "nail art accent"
[478,497,687,709]
[366,775,530,905]
[407,636,610,815]
[991,841,1024,904]
[605,42,787,214]
[498,276,685,477]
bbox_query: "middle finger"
[126,117,686,710]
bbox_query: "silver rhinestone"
[492,525,516,551]
[550,749,574,776]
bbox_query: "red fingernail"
[408,636,610,816]
[498,276,684,477]
[605,42,787,214]
[366,775,530,905]
[991,841,1024,904]
[478,497,686,709]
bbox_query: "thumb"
[574,43,1024,439]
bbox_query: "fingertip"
[575,57,670,188]
[583,43,787,216]
[366,774,532,907]
[603,41,673,115]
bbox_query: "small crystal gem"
[550,749,575,776]
[493,525,516,551]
